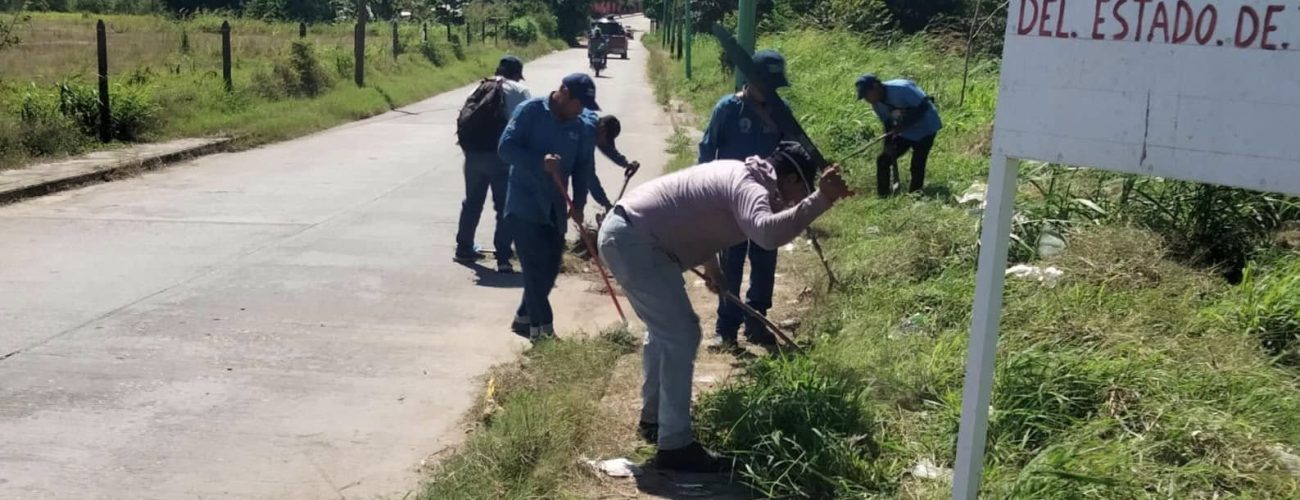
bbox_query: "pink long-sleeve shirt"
[616,157,833,268]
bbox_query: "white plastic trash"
[1005,264,1065,287]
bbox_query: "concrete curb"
[0,138,232,205]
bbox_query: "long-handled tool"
[614,161,639,203]
[690,267,798,350]
[549,168,628,325]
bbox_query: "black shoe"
[654,441,725,473]
[745,332,778,346]
[510,320,530,338]
[638,421,658,444]
[707,337,740,353]
[496,261,514,273]
[453,248,485,264]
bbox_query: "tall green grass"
[0,12,564,169]
[650,28,1300,498]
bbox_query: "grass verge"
[652,27,1300,498]
[1,12,564,169]
[419,327,638,499]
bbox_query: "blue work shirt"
[872,79,942,142]
[698,93,790,164]
[499,96,596,230]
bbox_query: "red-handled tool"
[548,165,628,325]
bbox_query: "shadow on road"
[460,262,525,288]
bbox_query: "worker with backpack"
[454,55,531,272]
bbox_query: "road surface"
[0,15,670,500]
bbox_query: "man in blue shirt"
[498,73,600,340]
[697,49,792,348]
[856,74,942,196]
[579,112,640,210]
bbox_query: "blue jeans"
[599,212,700,450]
[509,215,564,329]
[455,150,512,264]
[715,240,777,342]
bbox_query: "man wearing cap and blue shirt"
[454,55,531,272]
[855,74,942,196]
[697,49,793,349]
[498,73,600,340]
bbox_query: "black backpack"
[456,77,508,152]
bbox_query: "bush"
[49,80,155,141]
[505,17,539,45]
[450,36,465,61]
[696,356,882,497]
[256,41,332,98]
[1225,257,1300,367]
[15,88,88,156]
[418,41,444,67]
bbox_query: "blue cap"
[562,73,601,111]
[497,55,524,80]
[855,74,880,99]
[752,50,790,88]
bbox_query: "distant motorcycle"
[589,51,607,77]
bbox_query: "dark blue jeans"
[455,150,512,264]
[715,240,778,342]
[508,215,564,328]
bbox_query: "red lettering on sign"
[1018,0,1039,35]
[1093,0,1110,39]
[1236,5,1260,48]
[1134,0,1152,41]
[1041,0,1057,37]
[1194,4,1218,44]
[1150,1,1170,42]
[1261,4,1285,50]
[1172,0,1194,43]
[1056,0,1070,37]
[1113,0,1131,40]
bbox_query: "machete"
[711,23,842,292]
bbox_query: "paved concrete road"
[0,15,669,500]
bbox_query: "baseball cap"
[562,73,601,111]
[496,55,524,80]
[771,141,818,190]
[752,50,790,89]
[855,74,880,99]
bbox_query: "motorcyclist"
[588,28,609,67]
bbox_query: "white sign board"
[997,0,1300,192]
[953,1,1300,498]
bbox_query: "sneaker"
[653,441,725,473]
[706,337,741,353]
[453,247,486,264]
[496,261,514,273]
[529,325,556,341]
[638,421,658,444]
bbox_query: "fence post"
[465,21,471,46]
[391,19,399,58]
[445,22,451,42]
[220,20,232,92]
[480,22,485,44]
[96,19,111,143]
[354,0,366,87]
[299,22,306,38]
[684,0,692,79]
[422,23,428,43]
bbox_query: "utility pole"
[735,0,756,89]
[683,0,692,79]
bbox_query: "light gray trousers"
[598,213,700,451]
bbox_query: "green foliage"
[450,36,465,60]
[1224,257,1300,367]
[254,40,332,98]
[697,356,883,498]
[421,335,629,498]
[417,40,444,66]
[651,26,1300,498]
[504,17,539,45]
[15,85,88,156]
